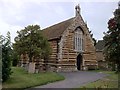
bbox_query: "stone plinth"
[28,62,35,73]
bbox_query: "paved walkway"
[28,71,107,89]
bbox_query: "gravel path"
[28,71,107,89]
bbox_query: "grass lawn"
[80,70,119,88]
[2,67,65,89]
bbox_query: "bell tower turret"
[75,4,80,17]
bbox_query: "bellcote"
[75,4,80,17]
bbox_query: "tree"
[13,25,51,63]
[11,50,19,66]
[103,2,120,72]
[1,32,12,82]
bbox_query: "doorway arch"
[76,53,82,70]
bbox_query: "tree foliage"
[103,4,120,72]
[1,32,12,82]
[13,25,51,62]
[11,50,19,66]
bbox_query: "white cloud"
[80,2,118,40]
[0,0,119,43]
[0,20,22,42]
[54,6,66,16]
[0,1,70,42]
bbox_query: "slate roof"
[95,40,105,51]
[42,17,75,40]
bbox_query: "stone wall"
[96,51,105,61]
[55,15,98,71]
[19,14,98,72]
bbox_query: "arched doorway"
[76,54,82,70]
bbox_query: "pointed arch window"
[74,27,84,52]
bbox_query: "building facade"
[42,5,97,72]
[19,5,98,72]
[95,40,107,70]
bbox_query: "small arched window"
[74,27,84,52]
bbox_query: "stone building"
[19,5,98,72]
[95,40,105,62]
[42,5,97,72]
[95,40,107,70]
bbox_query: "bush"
[11,52,19,66]
[1,32,12,82]
[2,45,12,82]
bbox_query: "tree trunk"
[29,52,33,62]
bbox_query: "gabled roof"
[42,17,75,40]
[95,40,105,51]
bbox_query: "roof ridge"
[60,17,75,35]
[43,17,75,30]
[42,17,75,40]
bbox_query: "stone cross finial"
[75,4,80,16]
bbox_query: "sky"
[0,0,119,42]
